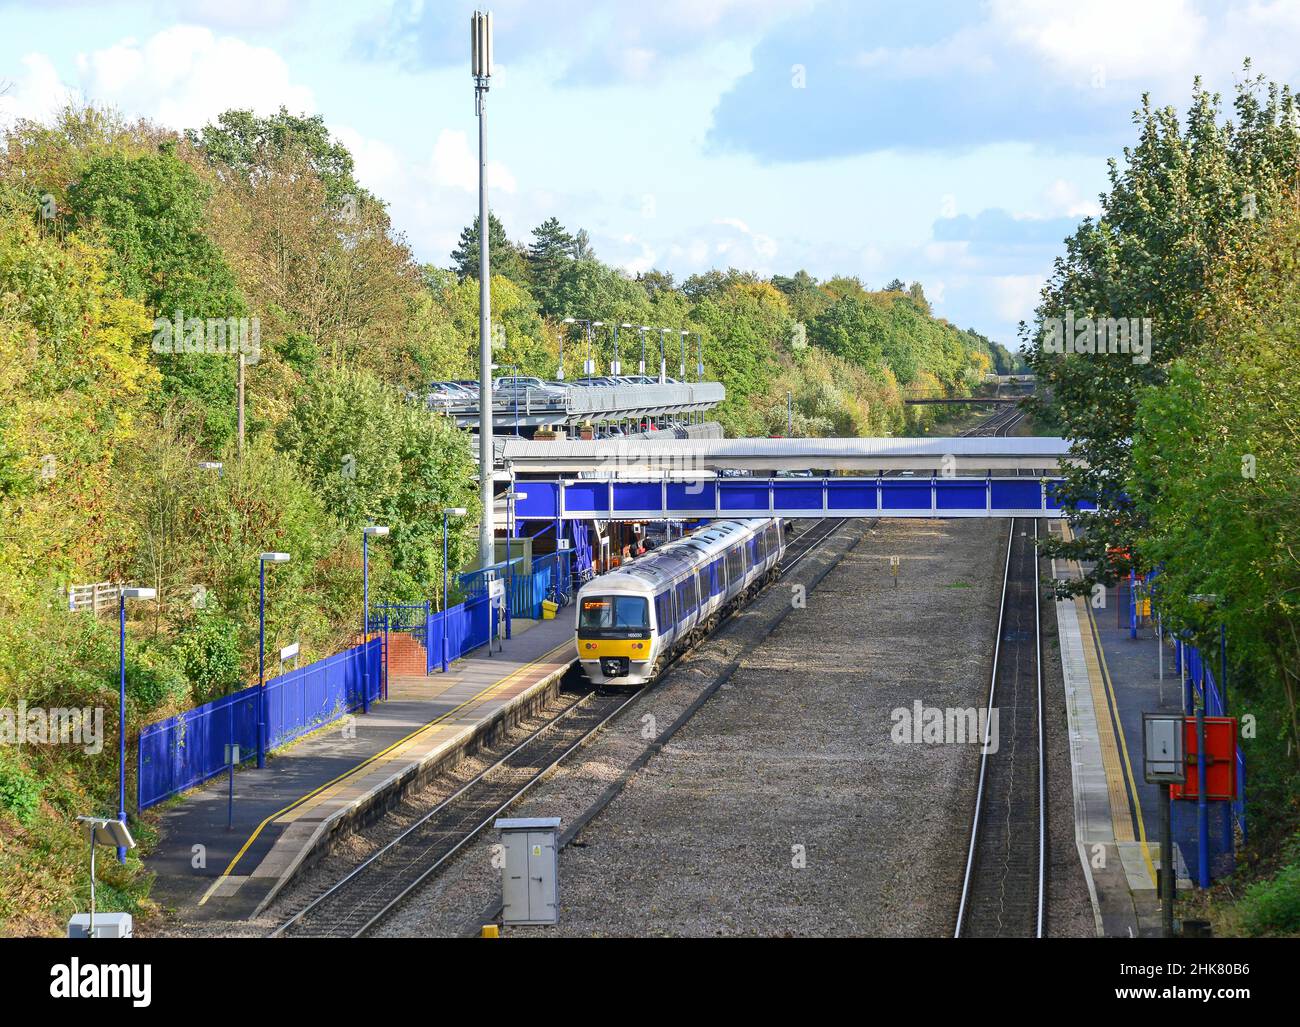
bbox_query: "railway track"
[270,516,857,938]
[270,688,635,938]
[955,517,1046,938]
[780,517,850,575]
[960,401,1026,438]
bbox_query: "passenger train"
[575,518,785,687]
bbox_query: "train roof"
[584,518,775,593]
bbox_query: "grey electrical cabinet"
[67,912,133,938]
[495,817,560,926]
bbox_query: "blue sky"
[2,0,1297,346]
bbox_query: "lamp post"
[257,552,290,769]
[788,391,793,436]
[556,328,566,381]
[679,329,688,379]
[587,322,602,376]
[503,490,527,640]
[695,332,704,382]
[563,318,601,378]
[361,526,389,715]
[117,587,155,863]
[1188,592,1221,891]
[614,323,633,376]
[472,9,495,570]
[441,508,469,672]
[634,327,650,377]
[658,328,669,382]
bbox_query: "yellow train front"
[575,518,784,687]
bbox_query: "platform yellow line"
[197,639,574,907]
[1075,597,1136,843]
[1085,601,1159,888]
[1059,521,1157,887]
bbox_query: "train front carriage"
[576,584,658,687]
[574,517,784,689]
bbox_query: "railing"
[68,581,123,614]
[137,637,382,809]
[424,593,498,673]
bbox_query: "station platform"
[1050,522,1186,937]
[145,616,576,925]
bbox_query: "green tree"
[187,106,369,208]
[1027,67,1300,588]
[525,217,574,313]
[451,212,528,285]
[66,147,247,446]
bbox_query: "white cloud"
[991,0,1208,84]
[0,53,76,127]
[333,124,523,263]
[427,129,517,194]
[72,26,315,129]
[989,273,1046,323]
[1042,178,1102,219]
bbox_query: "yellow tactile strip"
[197,639,573,907]
[1075,595,1136,843]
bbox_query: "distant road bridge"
[902,378,1035,405]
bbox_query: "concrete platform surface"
[146,615,576,924]
[1051,522,1184,937]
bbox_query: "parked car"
[493,375,567,402]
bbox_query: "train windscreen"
[579,596,650,631]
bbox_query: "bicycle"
[547,577,571,609]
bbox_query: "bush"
[0,751,41,825]
[125,644,188,713]
[1239,860,1300,936]
[174,613,244,703]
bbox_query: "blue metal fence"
[425,593,498,673]
[137,637,382,809]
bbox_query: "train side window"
[654,591,672,629]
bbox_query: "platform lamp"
[117,587,155,863]
[441,508,468,672]
[587,322,602,376]
[503,490,527,640]
[679,328,689,379]
[257,552,291,769]
[637,326,651,376]
[657,327,670,382]
[614,323,634,376]
[556,327,566,381]
[694,331,704,382]
[362,526,390,714]
[1187,591,1221,892]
